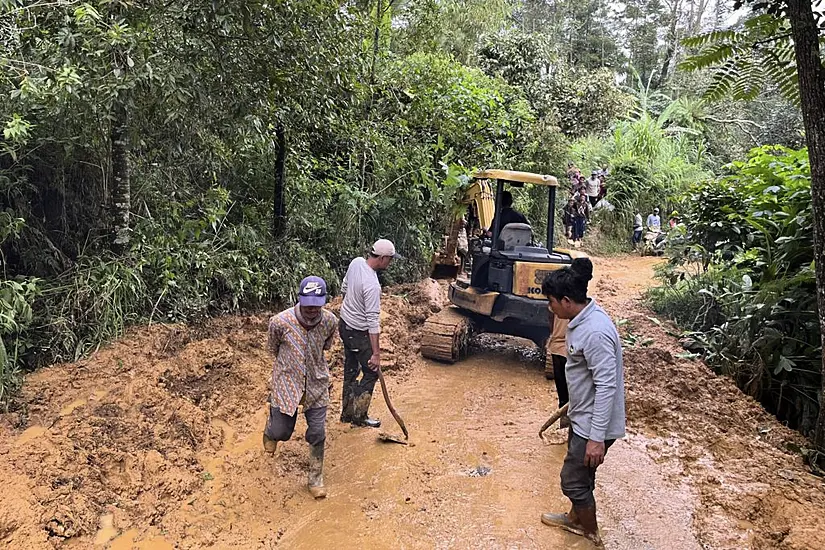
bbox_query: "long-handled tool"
[538,403,569,443]
[376,367,409,444]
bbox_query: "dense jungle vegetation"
[1,0,825,456]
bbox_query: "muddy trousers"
[264,403,327,447]
[561,431,615,508]
[339,321,378,422]
[551,354,569,408]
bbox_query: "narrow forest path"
[0,255,823,549]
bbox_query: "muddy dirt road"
[1,256,825,549]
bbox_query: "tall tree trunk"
[272,125,286,239]
[656,0,682,88]
[111,101,130,252]
[786,0,825,454]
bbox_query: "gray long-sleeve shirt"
[565,299,626,442]
[340,257,381,334]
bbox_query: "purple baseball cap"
[298,276,327,307]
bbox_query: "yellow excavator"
[422,169,587,366]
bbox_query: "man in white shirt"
[585,171,601,207]
[339,239,401,427]
[646,208,661,231]
[633,212,643,247]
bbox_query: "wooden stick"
[539,403,569,443]
[377,368,409,440]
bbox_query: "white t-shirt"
[585,177,600,197]
[340,257,381,334]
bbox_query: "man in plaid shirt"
[263,276,337,498]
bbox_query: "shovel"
[376,367,409,444]
[538,403,569,444]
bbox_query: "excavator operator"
[486,191,529,236]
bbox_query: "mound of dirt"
[327,278,447,373]
[0,316,272,548]
[0,279,445,548]
[594,271,825,550]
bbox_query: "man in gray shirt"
[539,258,625,547]
[339,239,401,428]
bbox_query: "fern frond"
[682,29,737,48]
[703,59,738,102]
[679,44,736,71]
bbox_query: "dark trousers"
[588,195,599,207]
[572,218,586,240]
[339,320,379,419]
[561,431,615,508]
[551,354,569,408]
[264,403,327,447]
[632,229,643,244]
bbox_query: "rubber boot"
[307,443,327,499]
[262,433,278,453]
[340,386,355,423]
[573,505,603,548]
[351,392,380,428]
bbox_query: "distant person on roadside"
[487,190,529,236]
[562,198,576,241]
[572,194,590,244]
[632,212,644,247]
[668,211,680,229]
[566,162,580,181]
[457,217,470,274]
[597,174,607,200]
[263,276,338,499]
[571,178,583,200]
[585,171,601,207]
[540,258,625,547]
[647,207,661,231]
[546,313,571,429]
[339,239,402,428]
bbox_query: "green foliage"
[0,277,39,404]
[650,146,820,434]
[479,33,633,138]
[679,14,800,106]
[393,0,515,62]
[537,68,633,139]
[0,0,565,401]
[568,103,708,239]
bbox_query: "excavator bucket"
[431,261,460,280]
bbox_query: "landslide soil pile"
[591,260,825,550]
[0,279,445,549]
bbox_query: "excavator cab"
[422,170,587,366]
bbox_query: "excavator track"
[420,307,474,363]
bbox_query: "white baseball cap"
[371,239,403,259]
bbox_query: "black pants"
[264,403,327,447]
[572,217,586,240]
[551,354,569,408]
[339,320,378,417]
[561,430,615,508]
